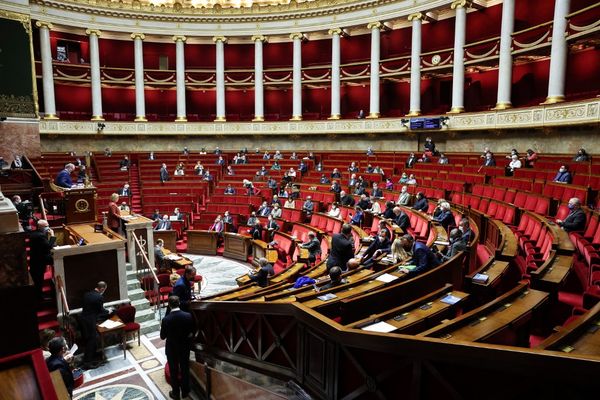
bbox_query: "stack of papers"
[361,321,397,333]
[376,273,399,283]
[166,254,182,260]
[317,293,337,301]
[472,273,489,284]
[98,319,124,329]
[440,294,462,305]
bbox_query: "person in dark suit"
[361,229,391,268]
[55,163,75,188]
[155,239,166,270]
[483,152,496,167]
[46,337,74,398]
[557,197,586,232]
[432,202,455,231]
[119,155,130,170]
[172,266,196,313]
[327,224,355,272]
[160,296,196,400]
[340,191,355,207]
[439,228,467,261]
[248,220,263,240]
[118,183,131,197]
[406,153,417,168]
[155,215,172,231]
[392,207,410,232]
[29,219,56,300]
[266,215,280,241]
[552,165,572,184]
[412,192,429,213]
[319,266,346,291]
[257,201,271,217]
[160,163,170,183]
[398,235,441,276]
[459,218,474,244]
[11,155,23,169]
[300,232,321,264]
[423,137,436,154]
[248,258,275,287]
[371,183,383,199]
[81,281,111,368]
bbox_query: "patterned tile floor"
[73,255,251,400]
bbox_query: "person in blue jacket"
[552,165,572,184]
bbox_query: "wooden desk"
[530,253,572,294]
[251,240,278,264]
[223,233,251,261]
[153,229,178,253]
[96,316,126,360]
[187,230,218,255]
[66,224,124,245]
[419,284,548,345]
[162,248,193,269]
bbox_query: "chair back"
[116,304,137,324]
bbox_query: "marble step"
[128,288,147,302]
[134,306,157,324]
[140,319,161,335]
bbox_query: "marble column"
[495,0,515,109]
[449,0,469,113]
[131,33,147,121]
[213,36,227,121]
[173,35,187,121]
[545,0,571,104]
[86,29,104,121]
[252,35,267,121]
[290,33,303,121]
[407,13,424,116]
[367,22,381,118]
[328,28,342,120]
[36,21,58,119]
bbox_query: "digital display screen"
[410,118,442,130]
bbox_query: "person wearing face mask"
[553,165,572,184]
[398,235,440,275]
[505,154,522,176]
[573,148,590,162]
[483,152,496,167]
[118,182,131,197]
[438,228,467,261]
[398,172,409,184]
[556,198,586,232]
[29,219,56,301]
[361,229,391,268]
[458,218,473,244]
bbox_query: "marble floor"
[73,255,250,400]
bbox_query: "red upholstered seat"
[116,304,141,346]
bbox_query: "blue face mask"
[568,204,575,210]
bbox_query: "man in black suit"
[557,197,586,232]
[160,296,195,400]
[249,257,275,287]
[46,337,74,398]
[248,220,263,240]
[29,219,56,300]
[299,232,321,264]
[118,182,131,197]
[327,224,355,272]
[412,192,429,213]
[391,207,410,232]
[81,281,111,368]
[361,229,391,268]
[160,163,170,183]
[439,228,467,261]
[172,266,197,313]
[155,215,172,231]
[339,190,355,207]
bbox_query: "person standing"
[172,266,197,313]
[248,257,275,288]
[160,163,170,183]
[160,296,195,400]
[299,232,321,264]
[327,224,355,272]
[108,193,121,233]
[29,219,56,300]
[80,281,111,369]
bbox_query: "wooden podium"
[223,233,251,261]
[187,230,218,255]
[64,187,97,225]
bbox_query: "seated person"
[406,174,417,185]
[270,203,282,218]
[525,149,538,168]
[155,215,172,231]
[390,237,410,264]
[573,148,590,162]
[432,201,454,232]
[265,215,280,240]
[397,186,411,206]
[224,184,236,195]
[438,228,467,261]
[319,266,346,291]
[118,183,131,197]
[331,168,341,179]
[398,235,440,276]
[506,154,522,175]
[257,201,271,217]
[424,137,436,154]
[398,172,409,184]
[248,220,263,240]
[320,174,331,184]
[119,155,129,170]
[246,211,258,227]
[371,183,383,199]
[11,154,23,169]
[459,218,474,244]
[382,201,395,219]
[357,194,371,211]
[438,153,449,165]
[194,161,204,176]
[300,232,321,264]
[302,196,314,217]
[249,258,275,288]
[361,229,391,268]
[46,337,74,398]
[553,165,572,184]
[40,328,56,360]
[412,192,428,213]
[172,207,184,221]
[392,206,410,231]
[406,153,417,168]
[151,209,161,222]
[349,206,364,226]
[328,203,341,218]
[174,162,185,176]
[119,202,130,212]
[368,200,382,215]
[330,180,341,194]
[483,152,496,166]
[226,165,235,176]
[155,239,166,270]
[384,178,394,190]
[556,197,586,232]
[348,162,359,173]
[55,163,75,188]
[284,198,296,209]
[271,161,281,171]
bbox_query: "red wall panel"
[512,59,550,106]
[465,69,499,111]
[263,42,292,68]
[188,89,216,120]
[264,89,293,119]
[421,17,456,52]
[341,34,371,63]
[99,39,134,68]
[225,43,254,69]
[186,43,216,68]
[340,84,369,118]
[303,87,330,118]
[303,39,331,66]
[381,27,411,59]
[142,41,176,70]
[515,0,555,29]
[145,88,177,119]
[466,4,502,43]
[101,87,136,115]
[225,89,254,120]
[55,84,91,115]
[566,48,600,100]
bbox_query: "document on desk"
[376,273,399,283]
[98,319,124,329]
[361,321,397,333]
[166,254,182,260]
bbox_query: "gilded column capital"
[328,28,343,36]
[172,35,187,42]
[130,33,145,40]
[35,21,53,30]
[451,0,472,9]
[251,35,267,42]
[289,32,304,40]
[408,13,424,22]
[367,21,382,30]
[213,36,228,43]
[85,29,101,37]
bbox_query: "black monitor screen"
[410,117,441,130]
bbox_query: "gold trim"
[172,35,187,42]
[328,114,341,120]
[35,21,53,30]
[492,102,512,110]
[175,116,187,122]
[213,36,228,43]
[214,116,227,122]
[290,115,303,121]
[289,33,304,40]
[130,33,145,40]
[251,35,267,42]
[408,13,424,22]
[91,115,105,121]
[44,114,59,120]
[447,107,465,114]
[328,28,343,36]
[252,116,265,121]
[367,21,382,30]
[451,0,472,10]
[366,112,380,119]
[134,116,147,121]
[406,110,421,117]
[543,96,566,105]
[85,29,101,37]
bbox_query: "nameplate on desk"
[440,294,462,305]
[317,293,337,301]
[419,302,433,310]
[376,273,399,283]
[472,273,489,284]
[361,321,397,333]
[393,313,409,321]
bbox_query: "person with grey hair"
[300,232,321,264]
[432,201,454,231]
[398,234,440,275]
[55,163,75,188]
[249,257,274,287]
[556,197,586,232]
[46,336,74,397]
[29,219,56,300]
[397,186,411,206]
[439,228,467,261]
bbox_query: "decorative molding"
[289,32,304,40]
[328,28,343,35]
[130,32,146,40]
[251,34,267,42]
[407,13,424,21]
[38,99,600,136]
[213,36,228,43]
[35,20,52,29]
[451,0,472,9]
[367,21,382,30]
[172,35,187,42]
[85,28,101,36]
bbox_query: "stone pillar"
[328,28,342,119]
[449,0,469,113]
[408,13,424,116]
[252,35,267,121]
[131,33,146,121]
[213,36,227,121]
[86,29,104,121]
[495,0,515,109]
[290,33,303,121]
[173,35,187,121]
[367,22,381,118]
[36,22,58,119]
[545,0,571,104]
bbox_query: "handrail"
[38,195,48,221]
[567,1,600,18]
[56,275,70,315]
[132,232,159,284]
[512,20,553,36]
[23,155,44,189]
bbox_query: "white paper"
[361,321,397,333]
[98,319,123,329]
[69,343,78,354]
[375,273,399,283]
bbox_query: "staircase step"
[39,320,60,331]
[140,319,161,335]
[128,288,147,302]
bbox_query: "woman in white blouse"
[328,203,341,218]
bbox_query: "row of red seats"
[470,184,551,216]
[310,213,343,235]
[512,212,556,276]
